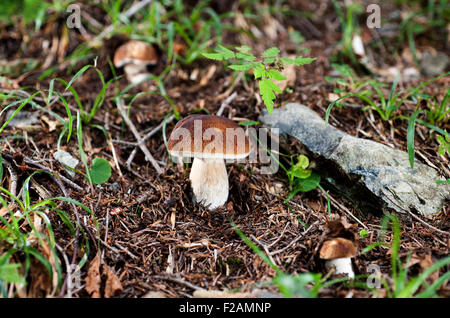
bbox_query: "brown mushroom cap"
[167,115,251,160]
[319,238,356,259]
[113,40,158,68]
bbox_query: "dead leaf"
[41,115,61,132]
[85,253,101,298]
[419,253,439,282]
[274,63,296,92]
[173,42,187,56]
[199,65,217,86]
[0,206,9,217]
[103,264,123,298]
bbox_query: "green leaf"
[294,56,316,66]
[228,64,254,71]
[201,52,224,61]
[65,64,93,90]
[239,120,260,126]
[0,263,25,284]
[407,110,422,169]
[436,179,450,185]
[359,230,369,238]
[236,45,252,53]
[296,155,309,169]
[280,57,295,65]
[293,172,320,192]
[253,64,266,79]
[265,78,282,93]
[89,157,112,184]
[284,172,321,202]
[259,79,276,115]
[264,57,275,64]
[236,52,256,61]
[267,69,287,81]
[0,153,3,182]
[262,47,280,58]
[217,45,235,59]
[291,168,312,179]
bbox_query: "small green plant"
[89,157,112,185]
[397,1,448,67]
[48,64,114,126]
[424,88,450,125]
[359,230,369,238]
[202,45,316,114]
[362,213,450,298]
[0,168,95,297]
[326,68,450,123]
[436,130,449,157]
[330,0,363,65]
[285,155,321,202]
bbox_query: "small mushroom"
[167,115,251,210]
[113,40,158,84]
[319,237,356,278]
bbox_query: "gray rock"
[6,109,39,127]
[108,182,121,192]
[259,103,449,216]
[53,150,79,178]
[420,51,449,78]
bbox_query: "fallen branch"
[125,115,175,170]
[116,100,164,174]
[320,188,369,230]
[2,153,83,192]
[2,158,18,197]
[216,91,237,117]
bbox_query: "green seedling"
[202,45,316,115]
[89,157,112,185]
[359,230,369,238]
[285,155,321,203]
[424,88,449,125]
[436,130,449,157]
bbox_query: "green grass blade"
[407,110,422,169]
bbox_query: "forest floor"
[0,0,449,298]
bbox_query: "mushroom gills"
[189,157,228,210]
[325,257,355,278]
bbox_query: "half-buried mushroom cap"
[113,40,158,84]
[167,115,251,210]
[113,40,158,68]
[319,238,356,260]
[320,237,357,278]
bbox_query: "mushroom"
[167,115,251,210]
[113,40,158,84]
[319,237,356,278]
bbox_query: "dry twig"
[116,100,164,174]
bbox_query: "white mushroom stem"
[189,157,228,210]
[124,64,151,84]
[325,258,355,278]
